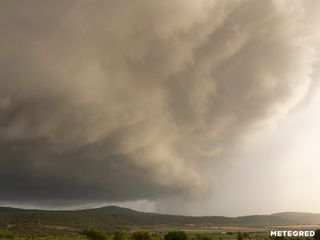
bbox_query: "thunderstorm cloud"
[0,0,318,206]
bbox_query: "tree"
[114,231,126,240]
[84,229,106,240]
[237,232,243,240]
[242,233,249,239]
[0,230,14,239]
[131,231,151,240]
[164,231,188,240]
[314,229,320,240]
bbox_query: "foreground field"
[1,228,318,240]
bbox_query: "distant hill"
[1,205,320,236]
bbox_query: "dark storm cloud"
[0,0,317,204]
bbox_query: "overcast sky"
[0,0,320,216]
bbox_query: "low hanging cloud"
[0,0,318,205]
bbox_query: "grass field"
[0,233,313,240]
[1,227,317,240]
[0,225,320,240]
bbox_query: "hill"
[1,206,320,236]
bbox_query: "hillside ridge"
[1,205,320,236]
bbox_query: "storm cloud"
[0,0,318,205]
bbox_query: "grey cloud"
[0,0,318,205]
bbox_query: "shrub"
[0,229,15,239]
[242,233,249,239]
[131,231,151,240]
[84,229,106,240]
[164,231,187,240]
[114,231,126,240]
[237,232,243,240]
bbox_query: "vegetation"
[114,231,126,240]
[314,230,320,240]
[84,229,106,240]
[2,206,320,234]
[1,207,320,240]
[131,231,151,240]
[236,232,242,240]
[202,237,211,240]
[0,229,318,240]
[164,231,187,240]
[0,229,14,239]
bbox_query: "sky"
[0,0,320,216]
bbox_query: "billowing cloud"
[0,0,318,205]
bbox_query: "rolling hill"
[1,206,320,236]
